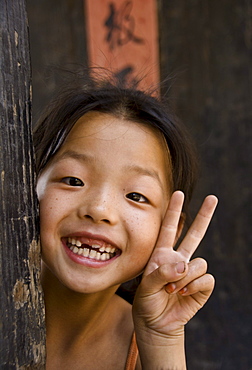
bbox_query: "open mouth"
[66,237,119,261]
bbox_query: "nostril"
[102,218,110,224]
[84,215,93,220]
[84,214,110,224]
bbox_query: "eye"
[61,177,84,187]
[126,192,148,203]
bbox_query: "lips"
[64,236,120,261]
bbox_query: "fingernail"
[166,283,176,293]
[179,287,188,295]
[176,261,186,274]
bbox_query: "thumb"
[140,261,187,295]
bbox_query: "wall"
[158,2,252,368]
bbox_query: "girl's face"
[37,112,172,293]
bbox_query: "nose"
[77,186,119,225]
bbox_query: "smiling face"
[37,111,172,293]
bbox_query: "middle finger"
[177,195,218,262]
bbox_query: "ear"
[174,212,186,246]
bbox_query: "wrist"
[135,326,186,370]
[135,324,185,348]
[133,314,185,344]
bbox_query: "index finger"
[155,190,185,250]
[177,195,218,261]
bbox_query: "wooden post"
[0,0,46,368]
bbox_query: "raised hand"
[133,191,218,337]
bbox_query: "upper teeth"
[67,238,116,254]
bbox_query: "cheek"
[127,212,162,256]
[39,198,55,226]
[39,200,53,249]
[38,194,63,239]
[122,221,160,281]
[39,190,66,218]
[39,196,62,263]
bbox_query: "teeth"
[83,248,89,257]
[67,237,117,261]
[68,238,82,247]
[89,250,97,259]
[101,253,107,261]
[70,245,113,261]
[92,243,100,249]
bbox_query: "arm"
[132,191,218,370]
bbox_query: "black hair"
[34,74,198,211]
[33,72,198,303]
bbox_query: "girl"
[34,75,218,369]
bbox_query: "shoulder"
[111,295,135,351]
[112,296,142,370]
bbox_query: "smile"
[66,237,118,261]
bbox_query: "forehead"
[64,111,168,151]
[52,111,173,189]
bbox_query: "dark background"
[26,1,252,369]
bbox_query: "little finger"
[178,273,215,297]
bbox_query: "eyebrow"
[123,164,165,191]
[53,150,94,164]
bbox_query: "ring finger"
[165,258,208,294]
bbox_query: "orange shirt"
[125,332,138,370]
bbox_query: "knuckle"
[205,273,215,287]
[158,263,170,277]
[158,263,178,282]
[188,228,203,241]
[191,257,208,273]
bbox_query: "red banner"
[85,0,159,90]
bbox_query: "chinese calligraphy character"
[115,65,140,87]
[104,1,145,50]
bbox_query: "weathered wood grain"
[0,0,46,367]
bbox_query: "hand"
[132,191,218,339]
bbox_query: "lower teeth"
[69,245,112,260]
